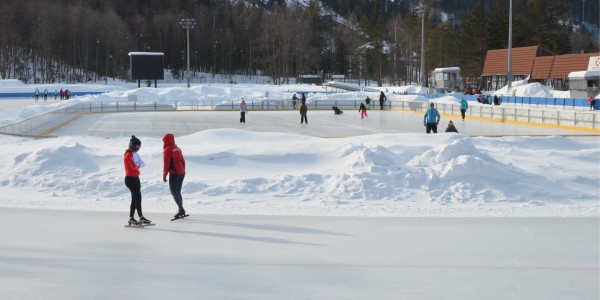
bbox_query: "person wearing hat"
[445,120,458,133]
[124,135,151,226]
[423,102,441,134]
[359,102,368,119]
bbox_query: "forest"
[0,0,597,86]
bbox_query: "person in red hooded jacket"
[163,133,187,218]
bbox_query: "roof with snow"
[432,67,460,73]
[482,46,600,79]
[128,52,164,56]
[568,70,600,79]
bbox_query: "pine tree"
[458,3,487,79]
[486,0,509,49]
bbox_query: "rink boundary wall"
[0,99,598,137]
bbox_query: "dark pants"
[591,100,596,111]
[426,123,438,134]
[240,112,246,123]
[125,176,142,218]
[460,109,466,120]
[169,173,185,213]
[301,114,307,124]
[379,100,384,110]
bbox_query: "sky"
[0,79,598,217]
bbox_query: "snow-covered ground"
[0,81,598,217]
[0,80,598,299]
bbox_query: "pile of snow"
[0,130,597,217]
[0,79,25,86]
[492,80,571,98]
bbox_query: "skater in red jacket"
[163,133,187,219]
[124,135,151,226]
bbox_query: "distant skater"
[163,133,187,219]
[240,99,248,124]
[124,135,151,226]
[445,120,458,133]
[43,89,48,102]
[292,93,299,110]
[423,102,440,134]
[460,97,468,120]
[378,91,387,110]
[34,88,39,101]
[365,96,371,110]
[300,102,308,124]
[359,102,368,119]
[589,97,596,111]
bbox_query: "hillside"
[0,0,597,86]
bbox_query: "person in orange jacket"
[162,133,187,218]
[589,97,596,111]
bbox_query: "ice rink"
[1,208,597,300]
[53,109,596,138]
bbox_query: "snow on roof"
[567,70,600,79]
[128,52,164,56]
[432,67,460,73]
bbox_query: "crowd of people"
[34,88,72,102]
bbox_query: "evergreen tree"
[458,3,487,79]
[486,0,509,49]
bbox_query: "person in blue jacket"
[423,102,441,134]
[460,97,468,120]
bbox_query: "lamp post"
[507,0,513,90]
[179,18,197,88]
[419,3,426,87]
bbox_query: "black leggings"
[301,114,307,124]
[169,173,185,212]
[125,176,142,218]
[240,112,246,123]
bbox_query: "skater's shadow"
[150,228,325,247]
[181,219,352,237]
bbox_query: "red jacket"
[163,133,186,178]
[124,151,139,177]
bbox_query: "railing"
[411,93,597,110]
[391,100,599,129]
[0,101,176,136]
[1,98,598,137]
[0,92,104,99]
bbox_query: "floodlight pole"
[507,0,513,90]
[180,18,196,88]
[420,4,426,87]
